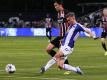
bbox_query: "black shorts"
[50,36,63,48]
[46,28,51,32]
[101,32,107,38]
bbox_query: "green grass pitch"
[0,37,107,80]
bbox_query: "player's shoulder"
[75,23,86,30]
[76,23,84,27]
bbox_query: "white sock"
[44,57,56,71]
[63,64,77,72]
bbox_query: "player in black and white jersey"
[100,8,107,56]
[45,13,52,42]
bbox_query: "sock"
[46,32,50,40]
[49,50,56,57]
[102,42,107,51]
[49,36,51,41]
[64,59,69,64]
[63,64,77,72]
[44,58,56,71]
[49,32,52,41]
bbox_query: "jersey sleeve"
[78,24,86,31]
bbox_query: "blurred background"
[0,0,106,36]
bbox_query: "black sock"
[64,59,69,64]
[102,42,107,51]
[49,36,51,41]
[49,50,56,57]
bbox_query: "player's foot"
[40,66,45,74]
[64,71,71,75]
[104,51,107,56]
[76,66,84,75]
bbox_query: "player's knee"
[57,63,63,69]
[101,40,105,44]
[58,66,63,69]
[56,60,64,69]
[46,44,54,53]
[54,53,60,59]
[101,38,105,42]
[46,46,52,53]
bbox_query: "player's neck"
[72,20,77,25]
[60,7,64,12]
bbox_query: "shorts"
[60,46,73,57]
[46,28,51,32]
[51,36,62,48]
[101,32,107,38]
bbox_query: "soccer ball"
[5,64,16,74]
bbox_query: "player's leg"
[40,57,56,74]
[46,43,56,57]
[40,37,70,74]
[46,28,50,42]
[57,58,84,75]
[40,38,58,74]
[42,42,57,72]
[46,37,61,57]
[101,38,107,51]
[49,28,52,41]
[58,60,84,75]
[101,32,107,55]
[56,47,83,75]
[46,28,48,38]
[41,49,65,73]
[40,54,70,74]
[47,37,70,65]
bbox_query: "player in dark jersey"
[45,13,52,42]
[40,0,71,74]
[101,8,107,56]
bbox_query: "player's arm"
[84,28,94,38]
[79,24,95,38]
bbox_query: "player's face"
[66,16,75,25]
[54,2,61,12]
[103,9,107,16]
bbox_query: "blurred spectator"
[44,13,52,42]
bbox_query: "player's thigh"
[101,32,106,38]
[50,37,61,48]
[46,43,55,51]
[54,51,64,65]
[101,32,107,42]
[60,46,73,57]
[101,38,105,42]
[55,51,67,68]
[46,28,49,33]
[54,50,64,59]
[57,59,65,68]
